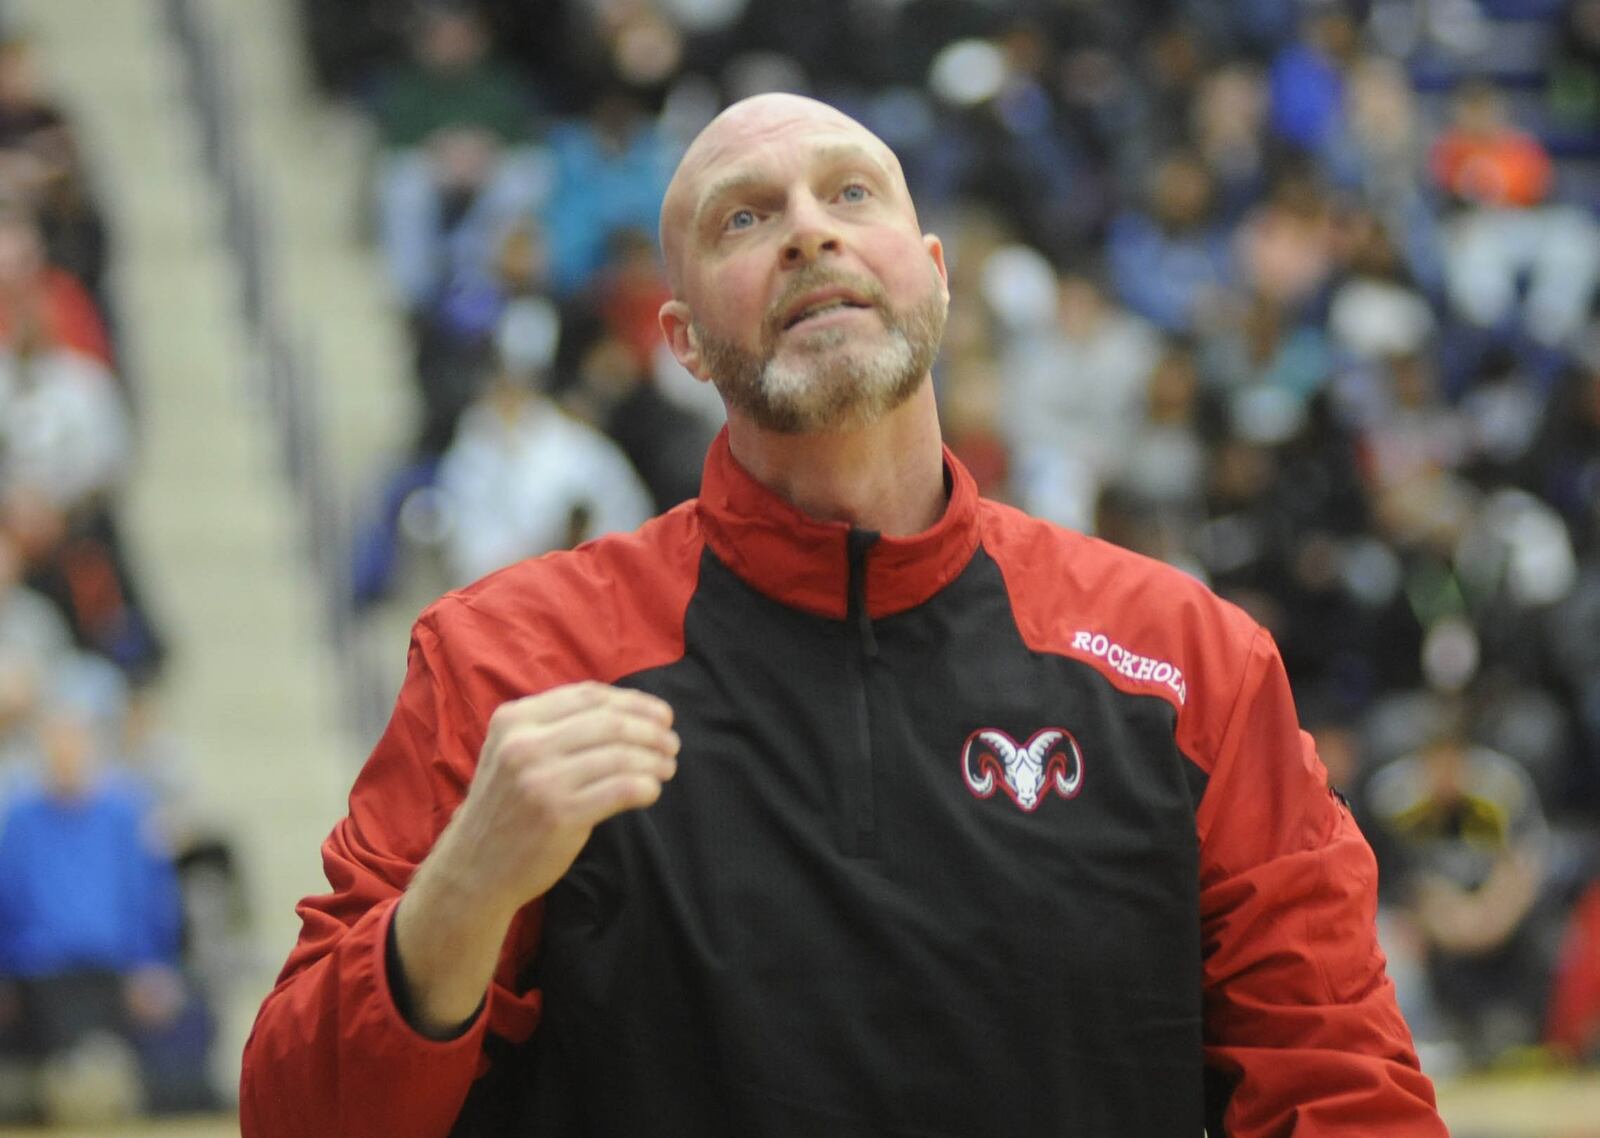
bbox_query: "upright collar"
[695,428,982,620]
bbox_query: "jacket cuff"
[373,898,489,1049]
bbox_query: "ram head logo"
[961,728,1084,812]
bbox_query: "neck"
[725,382,947,537]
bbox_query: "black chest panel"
[475,548,1209,1137]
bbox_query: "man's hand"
[393,682,679,1036]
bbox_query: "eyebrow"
[691,143,893,233]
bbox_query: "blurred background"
[0,0,1596,1133]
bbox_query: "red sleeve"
[1194,627,1446,1136]
[239,616,541,1138]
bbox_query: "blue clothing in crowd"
[540,118,673,295]
[0,775,181,978]
[1106,210,1237,333]
[1269,42,1346,151]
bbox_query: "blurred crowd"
[0,19,235,1128]
[320,0,1600,1076]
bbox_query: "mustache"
[763,268,889,341]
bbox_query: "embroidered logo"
[961,728,1084,812]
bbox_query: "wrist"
[392,851,519,1038]
[385,906,484,1040]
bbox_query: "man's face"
[661,97,948,434]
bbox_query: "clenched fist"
[393,682,679,1036]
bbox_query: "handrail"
[164,0,375,735]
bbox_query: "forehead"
[695,139,892,211]
[684,119,892,197]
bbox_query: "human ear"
[659,299,712,383]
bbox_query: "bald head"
[659,94,915,293]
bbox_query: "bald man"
[241,95,1446,1138]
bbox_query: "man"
[241,94,1446,1137]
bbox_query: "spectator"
[24,118,111,329]
[413,220,555,456]
[1327,212,1437,360]
[567,333,717,514]
[0,311,128,515]
[0,200,110,368]
[1106,150,1238,334]
[1357,349,1475,552]
[1190,62,1270,225]
[922,27,1107,262]
[0,307,161,683]
[373,3,546,316]
[540,89,674,295]
[1106,336,1212,559]
[435,299,653,583]
[1202,292,1333,432]
[1321,56,1444,293]
[1234,165,1338,314]
[1365,707,1561,1066]
[0,40,109,314]
[0,655,213,1122]
[592,226,672,373]
[999,268,1161,530]
[1268,2,1360,153]
[0,39,59,148]
[1430,80,1600,348]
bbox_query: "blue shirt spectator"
[0,771,181,977]
[1269,5,1359,152]
[1107,153,1237,333]
[541,94,674,296]
[0,654,181,979]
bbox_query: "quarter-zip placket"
[843,528,880,858]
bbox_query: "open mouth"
[782,296,872,331]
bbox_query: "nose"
[781,193,841,268]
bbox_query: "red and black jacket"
[242,431,1445,1137]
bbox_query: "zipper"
[844,528,880,857]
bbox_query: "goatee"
[694,264,947,434]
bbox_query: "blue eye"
[840,183,869,203]
[727,208,756,231]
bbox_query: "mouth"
[781,290,874,331]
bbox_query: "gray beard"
[694,265,947,434]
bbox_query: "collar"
[695,428,982,620]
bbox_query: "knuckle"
[489,731,530,769]
[622,774,661,809]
